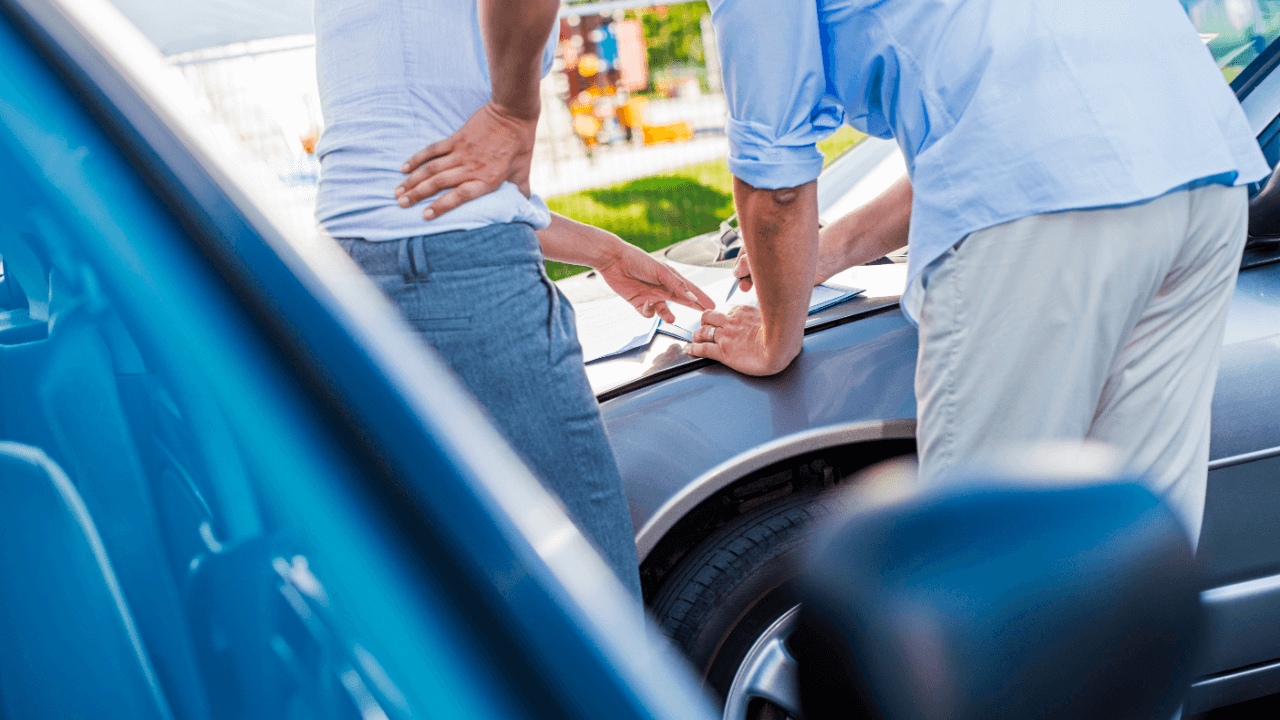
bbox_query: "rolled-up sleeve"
[710,0,844,189]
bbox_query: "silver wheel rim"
[722,604,802,720]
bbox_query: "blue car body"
[0,1,716,718]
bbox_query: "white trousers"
[915,183,1249,544]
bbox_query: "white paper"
[658,278,864,341]
[823,263,908,298]
[808,284,862,313]
[659,276,737,340]
[572,295,660,363]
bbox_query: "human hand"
[687,306,800,376]
[598,244,716,323]
[394,101,537,220]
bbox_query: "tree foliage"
[632,2,710,70]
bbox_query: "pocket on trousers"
[537,267,581,367]
[408,317,471,332]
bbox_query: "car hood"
[557,250,909,400]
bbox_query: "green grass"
[817,125,865,162]
[545,126,866,279]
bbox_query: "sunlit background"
[106,0,1278,277]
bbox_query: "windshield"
[1184,0,1280,81]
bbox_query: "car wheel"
[651,491,845,720]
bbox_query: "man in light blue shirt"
[688,0,1269,541]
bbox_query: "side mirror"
[794,466,1202,720]
[1249,169,1280,242]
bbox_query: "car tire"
[650,490,846,719]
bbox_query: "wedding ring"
[707,326,716,342]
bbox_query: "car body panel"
[1208,260,1280,461]
[603,306,917,555]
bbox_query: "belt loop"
[397,238,414,284]
[411,236,431,282]
[395,235,434,283]
[396,237,430,284]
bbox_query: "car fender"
[600,309,919,561]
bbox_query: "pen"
[726,275,748,304]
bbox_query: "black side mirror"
[1249,169,1280,243]
[794,467,1202,720]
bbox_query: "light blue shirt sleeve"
[543,27,557,76]
[709,0,845,189]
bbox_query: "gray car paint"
[604,308,917,544]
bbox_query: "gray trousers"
[338,223,642,598]
[915,183,1248,544]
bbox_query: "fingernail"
[423,208,434,220]
[399,197,410,207]
[401,164,410,173]
[684,291,699,304]
[394,186,404,196]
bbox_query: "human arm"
[684,0,838,375]
[394,0,559,219]
[731,176,914,291]
[688,179,819,375]
[538,214,715,323]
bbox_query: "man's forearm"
[735,177,820,368]
[537,213,625,268]
[819,177,913,281]
[480,0,560,120]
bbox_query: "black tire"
[650,490,847,709]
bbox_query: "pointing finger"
[660,267,716,311]
[654,301,675,324]
[681,275,717,311]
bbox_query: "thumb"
[511,153,533,197]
